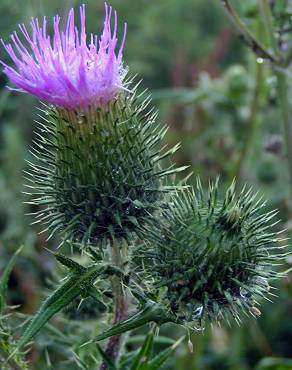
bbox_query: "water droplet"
[255,276,270,290]
[192,305,204,320]
[186,329,194,353]
[240,287,251,299]
[257,57,264,64]
[249,306,261,317]
[188,338,194,353]
[193,319,205,333]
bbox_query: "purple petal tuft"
[1,3,127,111]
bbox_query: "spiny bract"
[25,85,183,248]
[133,179,286,327]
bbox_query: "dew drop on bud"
[193,319,205,333]
[188,338,194,353]
[250,306,261,317]
[187,329,194,353]
[240,287,251,299]
[255,276,270,291]
[192,304,204,320]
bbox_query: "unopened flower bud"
[133,179,285,326]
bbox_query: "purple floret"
[1,3,127,111]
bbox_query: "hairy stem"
[99,240,127,370]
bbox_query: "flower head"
[133,179,285,327]
[1,3,127,110]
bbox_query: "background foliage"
[0,0,291,369]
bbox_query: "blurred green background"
[0,0,291,369]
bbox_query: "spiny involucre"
[1,4,184,248]
[133,179,286,327]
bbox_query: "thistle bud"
[26,93,181,247]
[133,179,285,327]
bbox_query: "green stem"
[229,60,262,184]
[258,0,280,56]
[284,43,292,67]
[259,0,292,209]
[219,0,279,62]
[99,240,127,370]
[221,0,292,208]
[276,70,292,206]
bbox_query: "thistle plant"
[0,2,288,369]
[92,180,286,343]
[1,4,182,248]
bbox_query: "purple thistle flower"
[1,3,127,111]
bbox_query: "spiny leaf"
[18,264,102,348]
[95,301,177,342]
[55,253,86,272]
[0,246,23,313]
[87,285,107,311]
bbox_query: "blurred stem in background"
[259,0,292,211]
[276,69,292,204]
[221,0,292,212]
[220,0,279,63]
[229,57,263,184]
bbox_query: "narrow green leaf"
[127,335,175,346]
[120,349,140,370]
[18,265,101,348]
[130,329,154,370]
[146,336,185,370]
[95,306,155,342]
[95,301,175,343]
[0,246,23,313]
